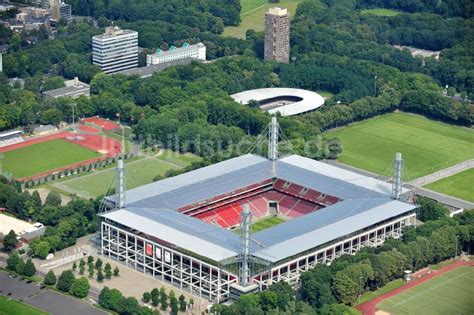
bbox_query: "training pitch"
[2,139,101,178]
[425,168,474,202]
[326,113,474,181]
[51,151,200,198]
[361,8,402,16]
[223,0,301,39]
[377,266,474,315]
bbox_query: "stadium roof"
[102,154,416,263]
[230,88,325,116]
[252,198,416,262]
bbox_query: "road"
[409,159,474,187]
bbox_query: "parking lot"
[0,271,108,315]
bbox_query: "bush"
[143,292,151,303]
[43,270,56,285]
[24,259,36,277]
[15,259,25,275]
[7,252,20,271]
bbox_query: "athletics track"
[356,260,474,315]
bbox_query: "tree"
[99,287,123,313]
[72,261,77,272]
[88,263,94,278]
[178,294,186,312]
[332,273,358,305]
[151,288,160,307]
[3,229,18,252]
[95,257,103,270]
[44,270,57,285]
[6,252,20,271]
[87,255,94,264]
[70,277,90,298]
[113,266,120,277]
[160,293,168,310]
[104,262,112,279]
[417,197,449,222]
[45,191,62,206]
[143,292,151,303]
[33,240,51,259]
[97,270,104,282]
[57,270,76,292]
[118,296,141,315]
[15,258,25,275]
[24,259,36,277]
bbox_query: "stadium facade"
[99,121,416,303]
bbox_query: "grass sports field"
[361,8,401,16]
[0,295,47,315]
[2,139,101,178]
[234,216,285,234]
[425,168,474,202]
[52,157,179,198]
[378,266,474,315]
[157,149,202,167]
[223,0,301,39]
[326,113,474,181]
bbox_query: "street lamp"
[358,276,363,304]
[374,75,378,97]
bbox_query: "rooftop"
[148,42,205,58]
[117,58,197,78]
[231,88,325,116]
[102,154,416,263]
[43,77,90,98]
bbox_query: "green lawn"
[378,266,474,315]
[325,113,474,181]
[157,149,202,167]
[425,168,474,202]
[0,295,48,315]
[241,0,268,14]
[2,139,101,178]
[223,0,302,39]
[234,216,286,234]
[361,8,402,16]
[52,157,179,198]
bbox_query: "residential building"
[264,7,290,63]
[92,26,138,74]
[146,42,206,66]
[51,1,71,22]
[43,77,90,99]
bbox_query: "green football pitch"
[325,113,474,181]
[234,216,285,234]
[2,139,101,179]
[378,266,474,315]
[425,168,474,202]
[52,157,180,198]
[223,0,302,39]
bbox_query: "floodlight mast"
[392,152,403,200]
[239,204,252,287]
[116,125,126,209]
[268,116,279,161]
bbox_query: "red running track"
[0,131,71,153]
[77,125,101,133]
[81,116,120,131]
[356,260,474,315]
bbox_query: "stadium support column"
[239,204,252,287]
[392,152,403,200]
[116,158,126,209]
[268,116,279,161]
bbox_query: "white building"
[92,26,138,74]
[146,42,206,66]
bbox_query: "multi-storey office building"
[92,26,138,74]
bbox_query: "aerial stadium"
[231,88,325,116]
[99,118,417,303]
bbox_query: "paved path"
[413,187,474,211]
[356,260,474,315]
[409,159,474,187]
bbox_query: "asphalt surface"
[0,270,108,315]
